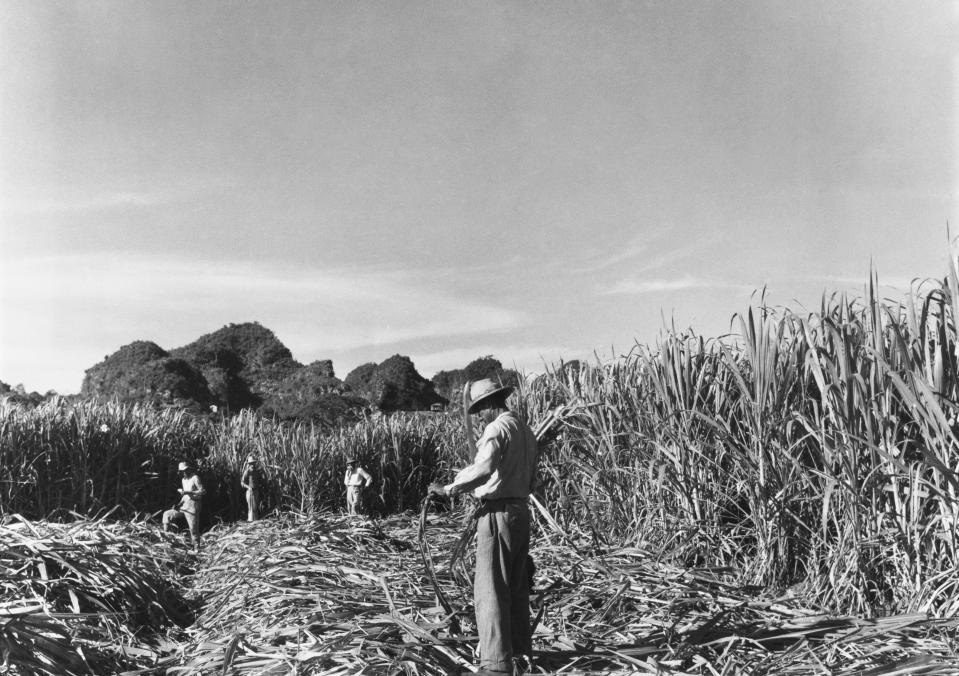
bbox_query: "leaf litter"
[5,507,959,675]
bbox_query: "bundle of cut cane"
[0,513,193,675]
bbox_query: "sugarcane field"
[4,268,959,675]
[2,4,956,675]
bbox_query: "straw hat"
[245,454,256,465]
[177,461,191,472]
[466,378,514,414]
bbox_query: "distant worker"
[162,461,205,551]
[429,377,538,676]
[240,454,260,522]
[344,457,372,516]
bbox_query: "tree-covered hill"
[81,341,215,414]
[431,355,520,404]
[259,359,368,424]
[344,354,447,412]
[76,322,451,421]
[170,322,299,411]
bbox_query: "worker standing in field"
[162,460,205,551]
[429,377,538,676]
[344,456,372,516]
[240,454,259,522]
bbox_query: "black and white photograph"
[1,2,956,673]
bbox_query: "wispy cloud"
[1,176,233,215]
[0,253,526,368]
[573,227,722,276]
[573,236,649,273]
[602,274,753,295]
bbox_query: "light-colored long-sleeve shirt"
[445,410,537,500]
[345,466,373,487]
[178,473,205,514]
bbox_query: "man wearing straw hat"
[429,377,537,676]
[344,456,373,516]
[162,460,205,551]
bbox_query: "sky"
[1,1,956,394]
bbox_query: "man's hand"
[427,482,448,497]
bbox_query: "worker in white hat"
[344,456,373,516]
[240,454,260,522]
[162,460,205,551]
[429,377,538,675]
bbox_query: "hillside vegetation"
[76,322,446,422]
[81,341,215,413]
[431,355,520,404]
[345,354,447,412]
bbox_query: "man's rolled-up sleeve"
[445,424,506,496]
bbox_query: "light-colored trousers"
[162,507,200,546]
[474,500,531,673]
[346,485,363,514]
